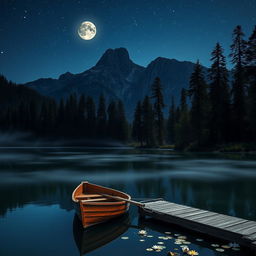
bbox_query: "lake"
[0,147,255,256]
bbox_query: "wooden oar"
[101,193,145,207]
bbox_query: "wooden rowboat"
[72,181,132,228]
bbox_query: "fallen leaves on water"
[146,248,153,251]
[121,236,129,240]
[211,244,219,247]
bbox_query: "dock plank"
[140,199,256,252]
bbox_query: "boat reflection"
[73,213,130,255]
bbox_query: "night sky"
[0,0,255,83]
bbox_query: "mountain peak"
[95,47,132,69]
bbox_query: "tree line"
[1,25,255,149]
[132,25,256,150]
[0,77,129,143]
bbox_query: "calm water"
[0,147,256,256]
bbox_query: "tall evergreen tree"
[85,96,96,137]
[97,94,107,138]
[151,77,165,145]
[209,43,230,144]
[246,26,256,141]
[246,25,256,67]
[132,101,143,146]
[229,25,247,141]
[107,101,118,139]
[166,96,176,144]
[77,94,86,135]
[188,60,209,146]
[175,88,191,149]
[116,100,129,142]
[141,96,155,146]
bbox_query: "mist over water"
[0,147,255,256]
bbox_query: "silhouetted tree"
[209,42,230,144]
[85,96,96,137]
[107,101,118,139]
[230,25,247,141]
[188,61,209,147]
[97,94,107,138]
[132,101,143,146]
[141,96,155,146]
[246,26,256,141]
[166,96,176,144]
[151,77,165,145]
[116,100,129,142]
[175,88,191,149]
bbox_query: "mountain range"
[24,47,204,119]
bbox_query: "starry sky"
[0,0,255,83]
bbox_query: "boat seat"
[81,198,108,203]
[76,194,102,200]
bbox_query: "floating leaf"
[187,250,199,255]
[121,236,129,240]
[221,245,231,249]
[196,238,203,242]
[165,231,172,234]
[140,239,145,242]
[146,248,153,251]
[157,242,164,244]
[182,241,191,245]
[216,248,225,252]
[181,246,189,253]
[147,235,153,238]
[138,230,147,235]
[231,247,240,251]
[211,244,219,247]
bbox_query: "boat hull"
[72,182,130,228]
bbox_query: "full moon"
[78,21,96,40]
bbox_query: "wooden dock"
[139,199,256,252]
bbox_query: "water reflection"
[0,148,256,256]
[73,213,130,255]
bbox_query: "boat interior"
[73,182,128,203]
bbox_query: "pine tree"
[229,25,247,141]
[78,94,86,136]
[97,94,107,138]
[188,60,209,147]
[116,100,129,142]
[166,96,176,144]
[175,89,191,149]
[132,101,143,146]
[151,77,165,145]
[85,96,96,137]
[107,101,118,139]
[141,96,155,146]
[209,43,230,144]
[246,25,256,67]
[246,26,256,141]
